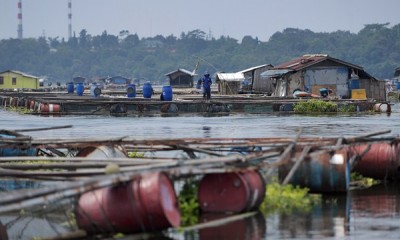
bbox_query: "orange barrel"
[75,172,180,234]
[39,103,61,113]
[198,170,265,213]
[350,143,400,181]
[278,148,350,193]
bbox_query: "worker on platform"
[201,71,212,100]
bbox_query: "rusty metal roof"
[274,54,363,71]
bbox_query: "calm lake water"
[0,107,400,239]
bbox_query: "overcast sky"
[1,0,399,41]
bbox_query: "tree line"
[0,23,399,83]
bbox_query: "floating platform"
[0,90,389,116]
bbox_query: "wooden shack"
[264,54,386,101]
[239,64,273,94]
[165,69,196,88]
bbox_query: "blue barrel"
[162,86,173,101]
[278,149,350,193]
[127,84,136,98]
[350,79,359,89]
[67,82,74,93]
[90,83,101,97]
[396,82,400,90]
[0,133,37,156]
[76,83,84,96]
[142,82,153,98]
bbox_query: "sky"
[0,0,399,42]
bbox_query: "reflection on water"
[274,195,349,239]
[198,212,266,240]
[1,110,400,238]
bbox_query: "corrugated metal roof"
[274,54,364,71]
[216,72,245,82]
[273,54,374,79]
[239,64,273,74]
[165,68,197,76]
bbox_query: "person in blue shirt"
[201,71,212,100]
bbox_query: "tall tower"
[17,0,23,39]
[68,0,72,39]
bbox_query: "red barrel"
[39,103,61,113]
[75,172,180,234]
[29,100,35,110]
[198,170,265,213]
[350,143,400,181]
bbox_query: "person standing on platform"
[201,71,212,100]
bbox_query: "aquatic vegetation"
[127,150,145,158]
[338,103,356,112]
[294,99,338,113]
[178,179,200,226]
[259,182,321,215]
[8,106,32,114]
[350,172,380,188]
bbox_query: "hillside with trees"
[0,23,399,83]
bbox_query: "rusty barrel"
[278,148,350,193]
[198,170,265,213]
[39,103,61,113]
[75,172,180,234]
[350,143,400,181]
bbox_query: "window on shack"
[0,77,3,85]
[12,77,17,85]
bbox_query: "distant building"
[261,54,386,101]
[165,69,196,88]
[105,76,131,89]
[72,76,86,84]
[0,70,39,90]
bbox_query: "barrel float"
[127,84,136,98]
[90,83,101,97]
[162,85,173,101]
[39,103,61,113]
[142,82,153,98]
[278,148,350,193]
[76,82,84,96]
[67,82,74,93]
[350,143,400,181]
[373,103,391,113]
[198,170,265,213]
[29,100,35,110]
[75,172,181,234]
[0,130,37,156]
